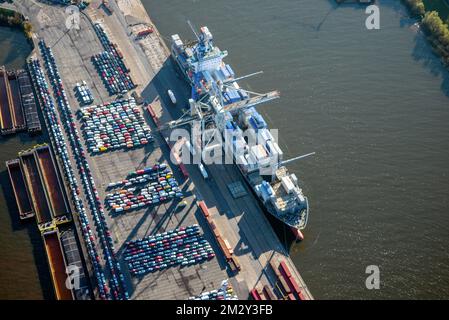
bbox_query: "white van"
[198,163,208,179]
[167,89,177,104]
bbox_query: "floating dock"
[17,69,42,133]
[42,229,74,300]
[6,159,35,220]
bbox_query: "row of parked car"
[107,163,170,189]
[189,279,238,300]
[124,225,215,276]
[92,51,135,95]
[92,23,135,95]
[28,57,110,300]
[79,99,153,154]
[37,40,129,300]
[105,164,183,214]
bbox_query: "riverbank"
[423,0,449,20]
[0,7,32,40]
[402,1,449,67]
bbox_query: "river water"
[0,26,53,299]
[140,0,449,299]
[0,0,448,299]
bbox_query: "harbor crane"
[158,22,314,167]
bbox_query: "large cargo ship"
[169,25,312,231]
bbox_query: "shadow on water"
[0,26,33,68]
[327,0,418,28]
[411,28,449,97]
[0,169,55,299]
[326,0,449,97]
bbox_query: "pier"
[6,0,313,300]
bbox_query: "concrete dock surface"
[8,0,312,300]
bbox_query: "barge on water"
[34,145,71,219]
[7,144,91,299]
[17,69,42,134]
[19,149,53,225]
[19,145,72,227]
[59,228,92,300]
[6,158,35,220]
[0,66,41,135]
[8,71,27,131]
[42,229,74,300]
[0,66,14,134]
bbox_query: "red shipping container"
[280,261,292,278]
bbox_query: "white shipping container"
[281,176,295,194]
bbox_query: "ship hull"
[235,163,308,230]
[170,41,309,233]
[235,163,307,241]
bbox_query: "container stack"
[80,99,153,154]
[124,225,215,276]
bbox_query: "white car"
[167,89,177,104]
[198,163,208,179]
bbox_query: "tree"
[23,21,32,39]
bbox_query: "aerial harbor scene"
[0,0,448,302]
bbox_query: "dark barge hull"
[6,159,35,220]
